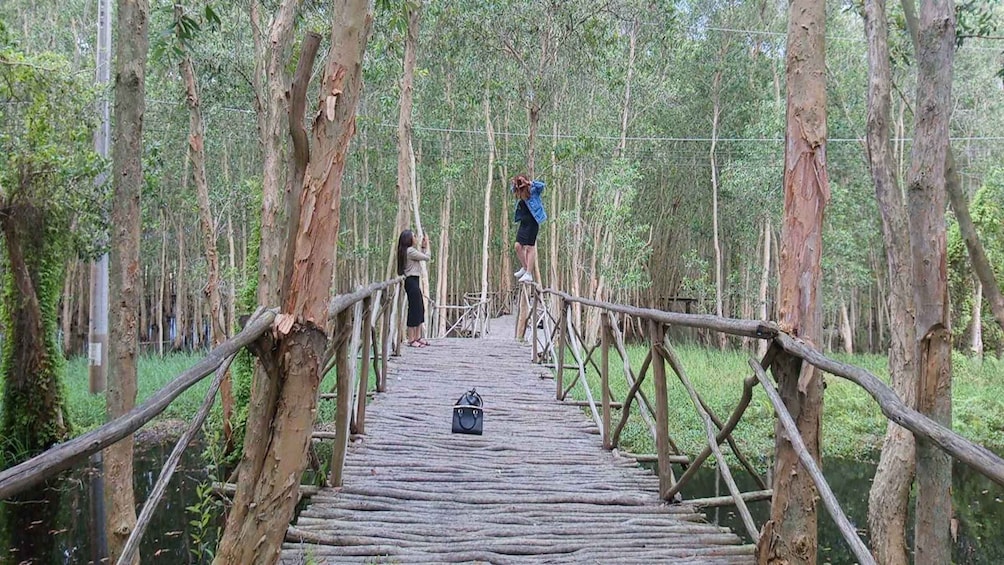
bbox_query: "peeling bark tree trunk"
[177,14,232,444]
[905,2,954,562]
[249,0,302,308]
[104,3,148,561]
[214,3,371,563]
[865,0,952,560]
[756,0,829,561]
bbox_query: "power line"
[380,122,1004,143]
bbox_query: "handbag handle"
[455,406,481,431]
[456,388,482,407]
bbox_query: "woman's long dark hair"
[397,229,414,275]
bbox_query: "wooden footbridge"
[2,278,1003,565]
[282,314,754,564]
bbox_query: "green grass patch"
[60,351,213,432]
[563,342,1004,470]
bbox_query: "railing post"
[532,288,540,362]
[601,313,611,449]
[378,290,392,392]
[354,296,373,435]
[329,308,352,488]
[648,319,673,499]
[394,283,406,355]
[556,300,567,400]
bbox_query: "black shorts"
[516,220,539,246]
[405,276,424,328]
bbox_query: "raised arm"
[407,246,431,262]
[531,180,545,196]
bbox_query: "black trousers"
[405,275,424,328]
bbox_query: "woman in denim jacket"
[511,174,547,284]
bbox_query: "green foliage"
[0,45,102,462]
[151,3,222,63]
[568,342,1004,472]
[590,159,651,291]
[186,479,223,563]
[949,169,1004,351]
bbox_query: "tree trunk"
[480,88,495,311]
[249,0,302,308]
[61,260,76,357]
[389,2,420,277]
[0,206,71,458]
[548,121,559,291]
[215,4,371,562]
[177,15,232,444]
[173,218,186,351]
[104,2,148,560]
[757,217,772,358]
[839,298,853,354]
[905,1,955,561]
[710,65,726,351]
[158,211,167,357]
[756,0,828,561]
[971,279,983,357]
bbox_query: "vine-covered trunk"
[0,205,70,459]
[756,0,829,561]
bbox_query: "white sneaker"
[518,272,534,283]
[514,267,526,278]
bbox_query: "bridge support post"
[330,308,353,488]
[378,289,392,392]
[601,315,611,449]
[532,289,540,362]
[648,320,673,500]
[556,300,567,400]
[355,296,373,435]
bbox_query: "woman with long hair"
[397,229,432,347]
[511,173,547,283]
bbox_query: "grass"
[562,341,1004,470]
[5,341,1002,472]
[61,351,213,433]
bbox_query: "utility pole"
[89,0,112,395]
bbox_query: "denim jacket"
[513,180,547,224]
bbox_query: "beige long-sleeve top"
[404,246,431,277]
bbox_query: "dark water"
[3,446,1003,564]
[0,442,213,565]
[687,457,1004,564]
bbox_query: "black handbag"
[452,388,484,435]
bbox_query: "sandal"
[418,339,431,346]
[408,340,425,348]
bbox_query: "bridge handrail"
[523,283,1004,561]
[0,307,277,500]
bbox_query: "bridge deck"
[281,315,754,564]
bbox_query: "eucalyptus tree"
[0,43,103,460]
[104,1,149,561]
[757,0,829,562]
[215,1,374,561]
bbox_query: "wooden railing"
[0,276,404,565]
[525,283,1004,565]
